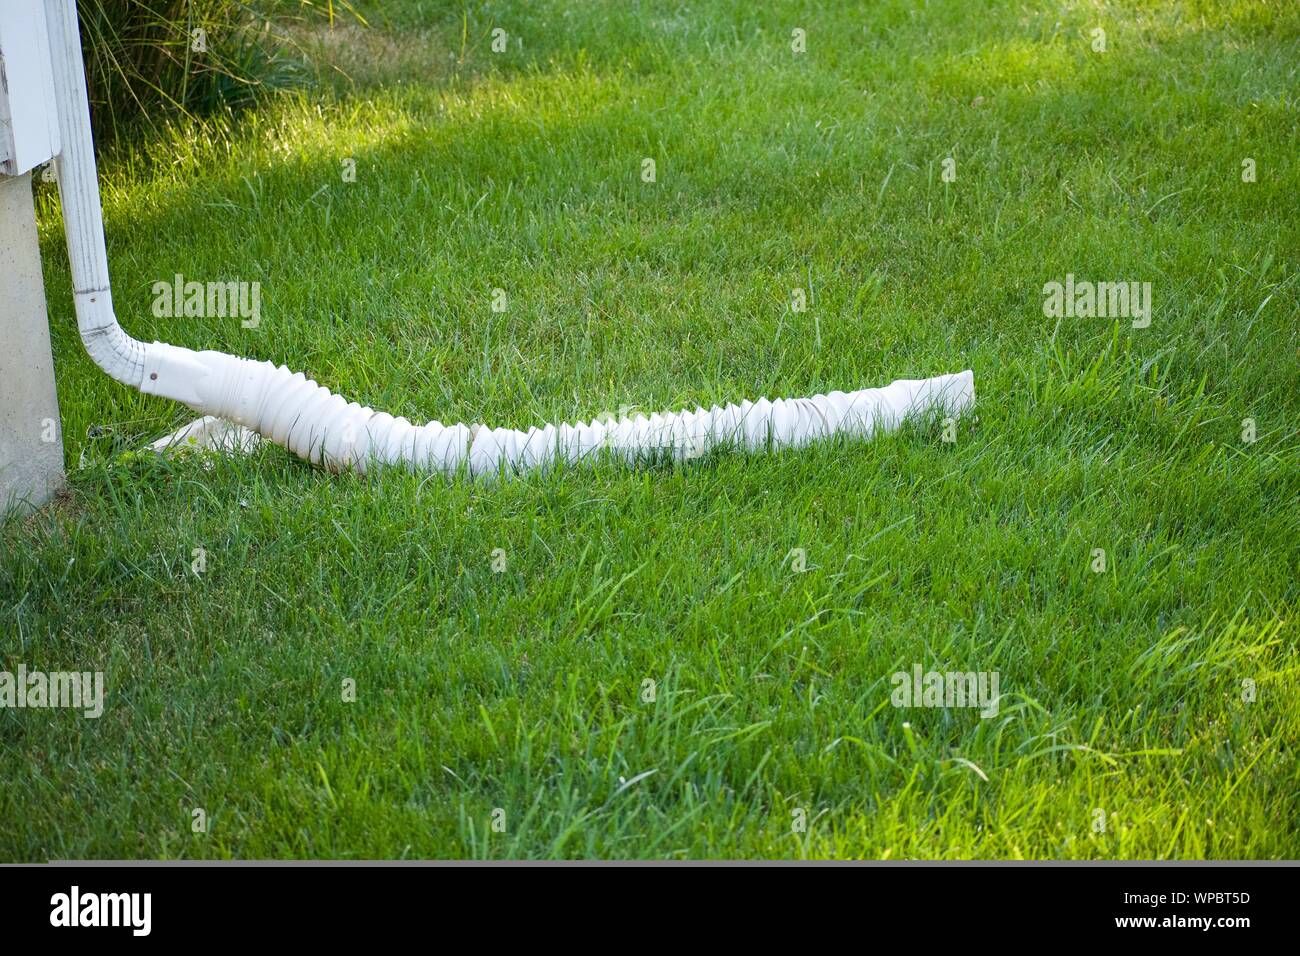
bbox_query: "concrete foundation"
[0,171,64,513]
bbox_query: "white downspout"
[45,0,973,477]
[44,0,145,387]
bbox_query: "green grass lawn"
[2,0,1297,859]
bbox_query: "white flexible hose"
[45,0,974,477]
[141,348,973,474]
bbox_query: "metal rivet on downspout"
[150,373,157,380]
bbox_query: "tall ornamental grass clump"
[75,0,358,142]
